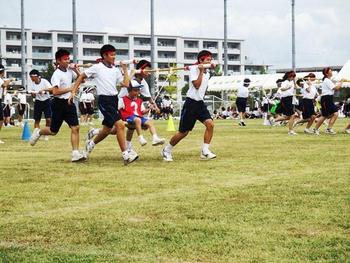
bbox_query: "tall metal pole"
[150,0,156,94]
[20,0,26,89]
[224,0,228,76]
[291,0,296,71]
[72,0,78,63]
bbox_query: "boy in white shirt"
[236,78,250,126]
[0,64,14,142]
[28,69,52,140]
[3,92,13,127]
[71,44,138,165]
[162,50,216,161]
[14,87,27,127]
[29,49,86,162]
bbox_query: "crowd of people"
[0,46,349,164]
[213,73,350,135]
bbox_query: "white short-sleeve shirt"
[85,92,95,102]
[280,80,295,98]
[51,68,75,99]
[187,66,210,101]
[28,78,51,101]
[84,63,123,96]
[303,83,318,100]
[4,93,12,105]
[237,83,249,98]
[79,92,88,102]
[17,93,27,104]
[321,78,335,96]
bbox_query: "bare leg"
[306,115,316,129]
[169,131,189,147]
[327,112,339,129]
[45,118,51,128]
[288,115,296,131]
[93,125,112,144]
[115,120,127,152]
[315,116,326,130]
[133,117,142,136]
[70,125,80,151]
[203,119,214,144]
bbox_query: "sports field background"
[0,119,349,262]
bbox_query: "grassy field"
[0,118,349,263]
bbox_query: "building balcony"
[32,52,53,59]
[111,43,129,49]
[32,65,47,71]
[32,39,52,46]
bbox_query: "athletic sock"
[164,143,173,152]
[152,134,158,140]
[202,143,210,154]
[126,140,132,150]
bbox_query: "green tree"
[41,63,55,81]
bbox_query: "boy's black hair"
[136,60,151,70]
[197,50,213,62]
[29,69,40,76]
[55,49,70,60]
[296,78,304,86]
[100,44,116,58]
[0,64,5,72]
[276,79,283,84]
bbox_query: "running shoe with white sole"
[200,150,217,160]
[29,128,41,146]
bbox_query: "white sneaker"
[86,128,98,141]
[30,128,41,146]
[345,129,350,134]
[325,128,336,135]
[200,150,217,160]
[0,139,4,144]
[313,128,320,136]
[152,137,165,146]
[85,140,95,156]
[161,148,173,162]
[139,136,147,146]
[71,151,87,162]
[288,130,298,136]
[304,128,314,134]
[123,150,139,165]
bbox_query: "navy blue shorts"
[0,100,3,120]
[302,98,315,119]
[236,97,247,113]
[50,98,79,133]
[3,105,10,118]
[321,95,338,117]
[179,97,212,133]
[98,95,121,128]
[17,104,26,116]
[34,99,52,121]
[281,96,294,116]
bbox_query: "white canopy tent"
[208,60,350,92]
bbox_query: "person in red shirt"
[118,80,165,146]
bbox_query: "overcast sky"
[1,0,349,69]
